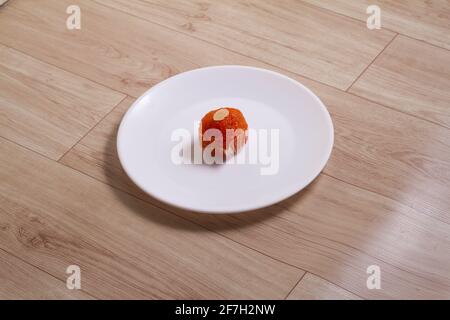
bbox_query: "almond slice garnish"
[213,108,229,121]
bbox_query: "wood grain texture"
[311,80,450,225]
[0,0,394,93]
[302,0,450,50]
[2,0,450,300]
[60,97,151,201]
[0,248,92,299]
[0,138,302,299]
[61,91,450,298]
[287,273,361,300]
[0,0,268,97]
[95,0,395,90]
[350,35,450,128]
[0,44,124,160]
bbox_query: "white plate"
[117,66,333,213]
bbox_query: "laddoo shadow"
[103,128,304,232]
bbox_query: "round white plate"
[117,66,333,213]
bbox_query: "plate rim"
[117,65,334,214]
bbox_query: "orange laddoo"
[200,107,248,157]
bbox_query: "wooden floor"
[0,0,449,299]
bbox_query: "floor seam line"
[283,272,307,300]
[343,92,450,130]
[321,172,450,227]
[57,95,128,162]
[0,43,131,97]
[303,271,366,300]
[299,0,450,52]
[346,33,398,92]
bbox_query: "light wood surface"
[0,0,394,92]
[0,248,92,299]
[1,0,450,299]
[287,273,361,300]
[302,0,450,50]
[0,0,269,97]
[350,35,450,128]
[0,44,124,159]
[0,138,301,299]
[95,0,395,90]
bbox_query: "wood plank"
[287,273,361,300]
[0,138,302,299]
[0,44,124,160]
[313,80,450,225]
[302,0,450,50]
[60,92,450,298]
[0,0,256,98]
[350,35,450,128]
[0,248,92,299]
[0,0,394,93]
[186,176,450,299]
[60,97,152,201]
[95,0,395,90]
